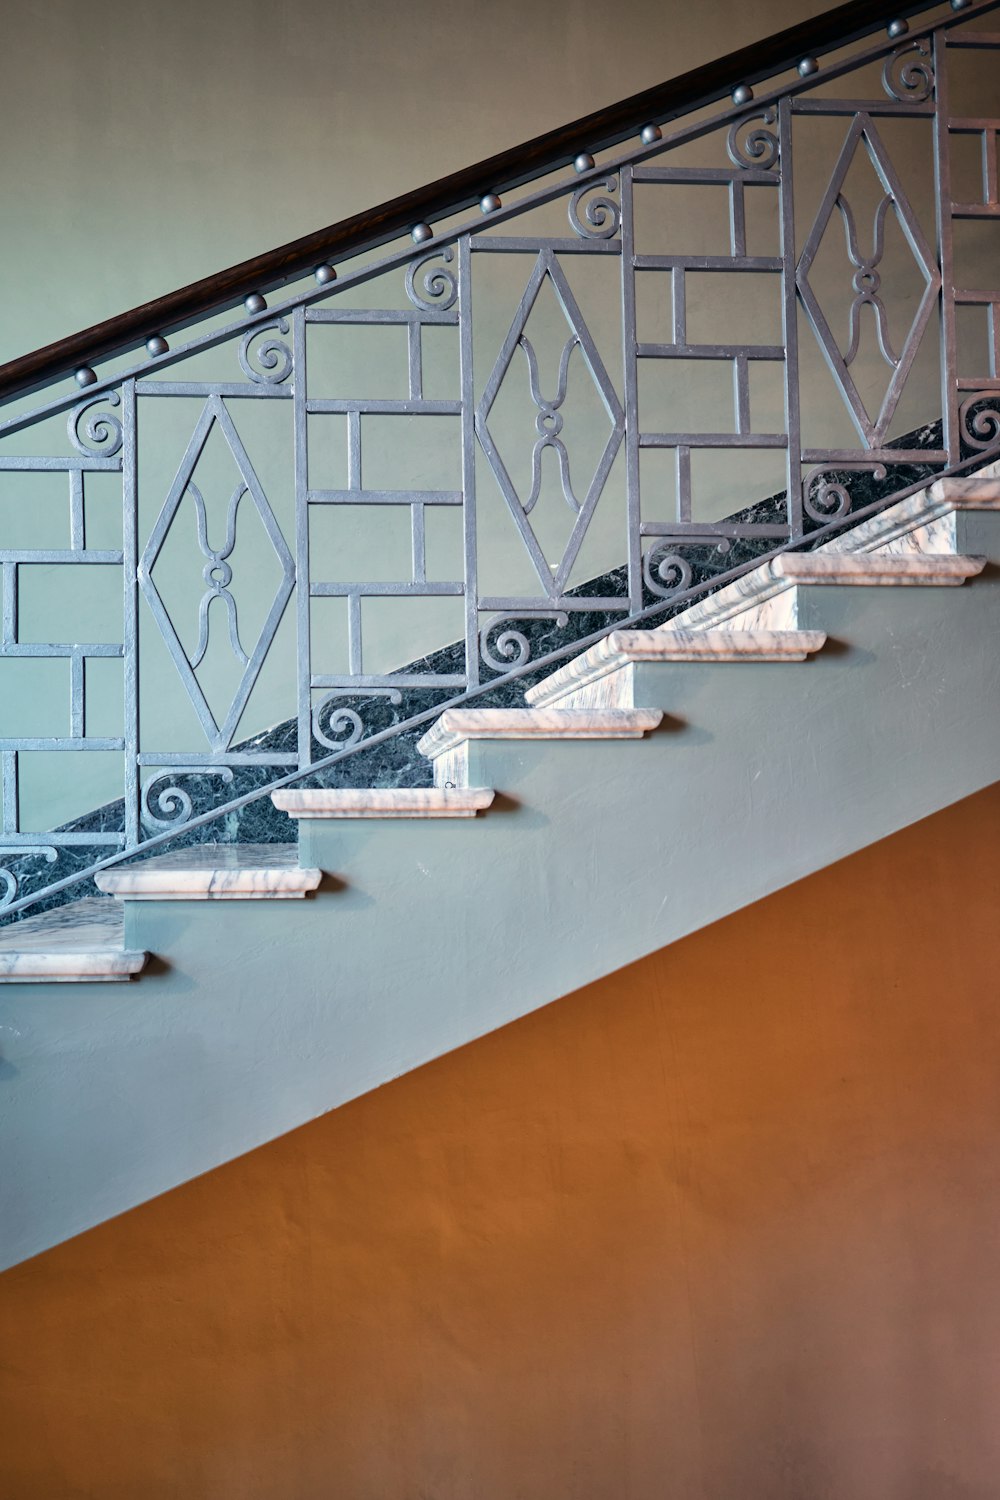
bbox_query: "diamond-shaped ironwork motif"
[138,395,294,750]
[797,112,941,447]
[475,249,624,597]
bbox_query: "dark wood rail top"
[0,0,946,403]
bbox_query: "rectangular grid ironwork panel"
[297,290,467,765]
[0,438,127,862]
[623,155,794,588]
[938,27,1000,462]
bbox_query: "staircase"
[2,467,996,983]
[2,0,1000,1268]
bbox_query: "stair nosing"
[772,553,986,583]
[95,843,321,900]
[272,787,495,819]
[0,949,148,983]
[525,629,826,706]
[417,707,663,760]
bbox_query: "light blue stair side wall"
[0,510,998,1271]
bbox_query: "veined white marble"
[771,553,985,585]
[525,665,636,712]
[272,787,495,818]
[527,629,827,709]
[95,844,321,900]
[929,475,1000,507]
[659,572,801,634]
[431,743,473,790]
[417,707,663,762]
[657,462,1000,636]
[0,898,147,984]
[823,459,1000,554]
[824,505,958,557]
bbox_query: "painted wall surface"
[1,512,999,1271]
[2,783,999,1500]
[0,0,831,364]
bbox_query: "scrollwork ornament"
[881,42,933,104]
[0,846,58,911]
[835,194,899,369]
[68,390,123,458]
[404,248,458,312]
[959,393,1000,452]
[568,177,621,240]
[311,689,402,753]
[140,767,235,831]
[517,335,582,514]
[479,612,569,674]
[187,481,249,668]
[642,542,695,600]
[726,109,779,171]
[802,463,887,524]
[238,317,293,385]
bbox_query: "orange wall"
[2,784,1000,1500]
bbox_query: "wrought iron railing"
[1,0,998,921]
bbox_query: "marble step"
[664,472,998,635]
[0,898,147,984]
[417,707,663,768]
[928,476,1000,507]
[771,553,985,586]
[272,787,495,819]
[526,628,825,709]
[95,844,321,901]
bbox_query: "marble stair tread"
[417,707,663,761]
[526,629,825,707]
[0,897,147,983]
[928,475,1000,506]
[615,627,824,658]
[816,460,1000,554]
[95,843,321,900]
[771,553,985,585]
[272,787,495,819]
[662,470,998,635]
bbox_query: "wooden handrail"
[0,0,945,403]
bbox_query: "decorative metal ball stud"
[574,152,595,173]
[887,17,909,36]
[797,57,819,77]
[146,335,169,357]
[732,83,754,106]
[244,293,267,315]
[410,222,433,244]
[640,123,662,145]
[74,366,97,388]
[314,263,337,285]
[479,193,502,214]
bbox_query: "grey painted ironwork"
[2,0,1000,918]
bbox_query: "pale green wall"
[0,0,830,363]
